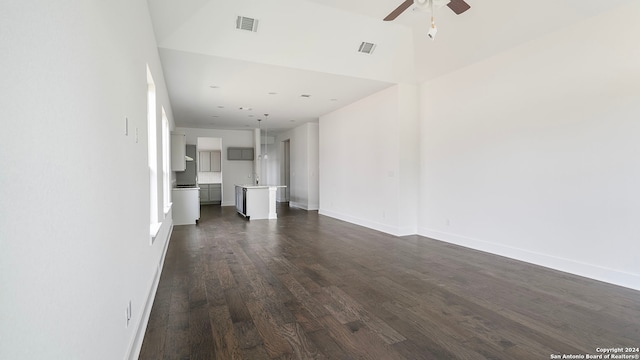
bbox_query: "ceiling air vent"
[358,42,376,54]
[236,16,259,32]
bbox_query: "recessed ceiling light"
[300,94,311,98]
[290,120,296,122]
[210,85,220,89]
[238,107,253,111]
[268,92,278,95]
[248,115,254,117]
[211,115,220,118]
[330,98,338,101]
[217,106,224,108]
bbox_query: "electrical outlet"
[125,301,132,327]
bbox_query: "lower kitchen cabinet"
[199,186,209,203]
[199,183,221,205]
[172,188,200,225]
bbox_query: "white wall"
[319,84,419,236]
[176,127,254,205]
[307,123,320,210]
[0,1,175,359]
[276,123,320,210]
[418,2,640,290]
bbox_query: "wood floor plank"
[162,322,190,360]
[322,285,406,345]
[306,329,354,360]
[138,325,166,360]
[189,305,216,359]
[278,273,330,319]
[214,260,237,290]
[278,322,324,359]
[232,320,263,350]
[240,345,271,360]
[284,301,323,333]
[245,300,293,358]
[391,339,445,360]
[224,287,253,323]
[208,305,243,360]
[316,315,406,360]
[382,300,484,359]
[140,204,640,360]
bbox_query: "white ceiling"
[147,0,632,132]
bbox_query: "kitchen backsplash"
[198,171,222,184]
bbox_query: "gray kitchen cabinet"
[199,151,211,172]
[199,183,221,204]
[199,151,221,172]
[227,147,254,160]
[241,149,253,160]
[199,185,209,203]
[210,184,221,202]
[211,151,221,171]
[227,148,241,160]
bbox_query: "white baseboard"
[126,222,174,360]
[290,202,309,210]
[319,209,405,237]
[419,227,640,292]
[290,202,319,211]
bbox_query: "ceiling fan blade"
[447,0,470,15]
[384,0,415,21]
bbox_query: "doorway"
[196,137,223,206]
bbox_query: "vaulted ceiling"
[147,0,632,132]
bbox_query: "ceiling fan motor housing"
[414,0,450,10]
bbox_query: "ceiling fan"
[383,0,470,40]
[383,0,471,21]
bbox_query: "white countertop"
[235,184,286,189]
[172,186,200,191]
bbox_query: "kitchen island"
[235,184,285,220]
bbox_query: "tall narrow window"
[161,107,171,214]
[147,65,160,241]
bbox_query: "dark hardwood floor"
[139,204,640,359]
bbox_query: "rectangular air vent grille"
[236,16,259,32]
[358,42,376,54]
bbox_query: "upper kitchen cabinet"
[199,150,221,172]
[228,147,254,161]
[171,134,186,171]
